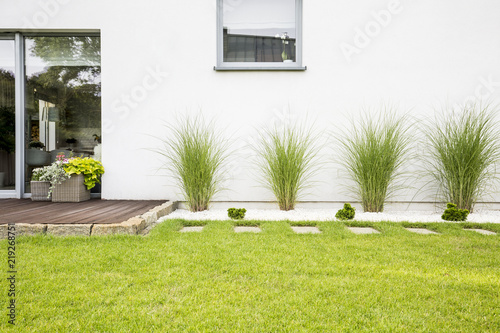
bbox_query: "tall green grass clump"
[337,110,411,212]
[256,124,319,211]
[160,116,228,212]
[426,104,500,212]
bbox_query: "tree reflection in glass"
[24,36,102,192]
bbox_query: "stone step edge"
[0,201,178,238]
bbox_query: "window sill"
[214,66,307,71]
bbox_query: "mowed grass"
[2,220,500,332]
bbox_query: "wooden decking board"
[4,201,99,221]
[40,205,101,224]
[72,203,138,224]
[1,201,55,215]
[0,199,167,224]
[53,201,124,223]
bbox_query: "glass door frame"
[0,33,23,199]
[16,33,26,198]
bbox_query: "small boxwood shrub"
[228,208,246,220]
[442,203,469,222]
[335,203,356,220]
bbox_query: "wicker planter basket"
[52,174,90,202]
[31,181,51,201]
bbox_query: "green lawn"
[3,220,500,332]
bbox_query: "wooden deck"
[0,199,167,224]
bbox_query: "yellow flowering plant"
[63,156,105,190]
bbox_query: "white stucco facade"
[2,0,500,205]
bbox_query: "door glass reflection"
[24,36,101,193]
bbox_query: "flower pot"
[52,174,90,202]
[31,181,51,201]
[26,149,50,167]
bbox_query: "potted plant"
[66,138,77,149]
[30,167,54,201]
[93,134,101,144]
[26,140,50,167]
[275,32,293,63]
[29,140,44,149]
[30,160,70,201]
[92,133,102,163]
[52,155,104,202]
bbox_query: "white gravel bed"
[161,208,500,223]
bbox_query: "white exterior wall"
[2,0,500,204]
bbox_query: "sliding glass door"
[0,33,101,198]
[0,39,16,192]
[24,36,102,193]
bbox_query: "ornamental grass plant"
[337,109,411,212]
[256,123,320,211]
[426,104,500,212]
[160,116,228,212]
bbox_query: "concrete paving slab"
[47,224,92,237]
[405,228,438,234]
[234,226,261,233]
[0,224,46,238]
[180,226,204,232]
[347,227,380,234]
[291,226,321,234]
[466,228,497,235]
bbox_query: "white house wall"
[2,0,500,204]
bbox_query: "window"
[216,0,305,70]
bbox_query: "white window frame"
[215,0,305,71]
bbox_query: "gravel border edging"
[0,201,178,238]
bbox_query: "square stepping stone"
[405,228,438,235]
[291,226,321,234]
[180,226,204,233]
[347,227,380,234]
[234,226,261,233]
[466,229,497,235]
